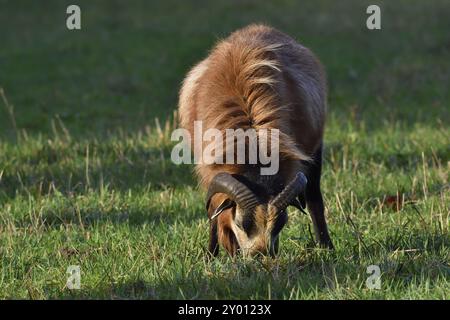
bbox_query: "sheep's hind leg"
[305,144,334,249]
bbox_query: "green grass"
[0,0,449,299]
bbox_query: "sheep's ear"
[210,199,235,220]
[290,196,307,215]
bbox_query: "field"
[0,0,449,299]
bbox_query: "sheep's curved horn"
[269,172,307,211]
[206,173,260,215]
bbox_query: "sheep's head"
[206,171,307,257]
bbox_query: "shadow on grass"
[41,231,449,300]
[36,206,199,228]
[0,142,197,201]
[1,141,204,227]
[324,141,449,172]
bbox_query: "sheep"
[178,24,333,256]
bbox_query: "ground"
[0,0,449,299]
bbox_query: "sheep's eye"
[234,210,256,236]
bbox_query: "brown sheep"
[178,24,333,257]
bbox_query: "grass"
[0,0,449,299]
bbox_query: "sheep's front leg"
[208,219,219,256]
[306,145,334,249]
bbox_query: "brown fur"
[178,24,328,255]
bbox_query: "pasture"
[0,0,449,299]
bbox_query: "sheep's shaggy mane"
[179,24,327,188]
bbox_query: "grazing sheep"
[178,24,333,256]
